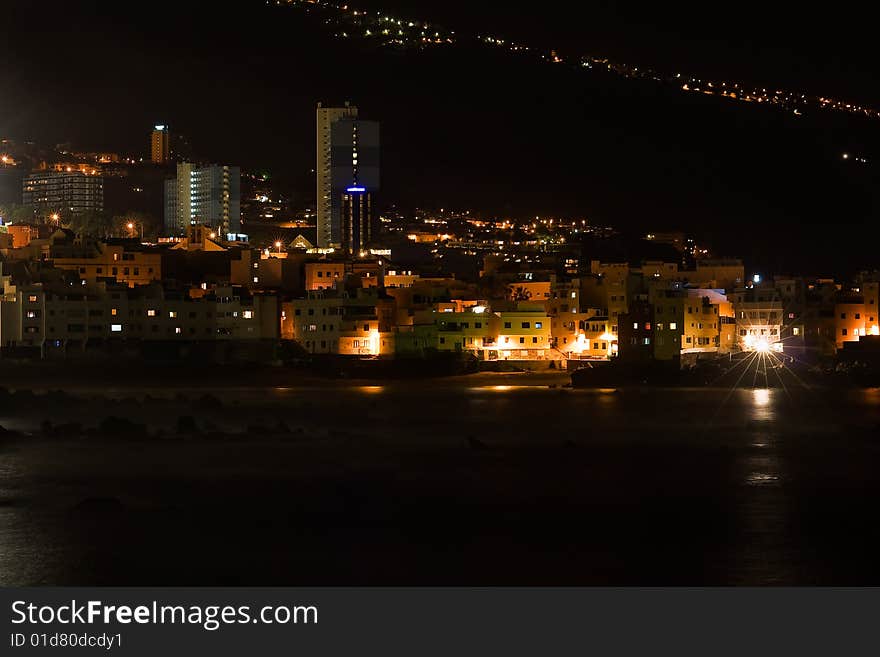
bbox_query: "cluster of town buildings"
[1,221,877,365]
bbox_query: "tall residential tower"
[151,125,171,165]
[22,171,103,217]
[316,102,379,249]
[164,163,241,237]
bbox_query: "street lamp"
[126,220,143,239]
[275,240,283,255]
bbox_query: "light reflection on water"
[743,390,781,487]
[745,472,781,486]
[749,388,775,423]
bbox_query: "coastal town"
[1,112,878,382]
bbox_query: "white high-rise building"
[164,163,241,237]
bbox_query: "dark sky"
[2,0,878,273]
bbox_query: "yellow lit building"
[282,289,394,356]
[411,308,495,354]
[731,287,784,352]
[717,298,737,353]
[681,293,722,354]
[304,261,346,291]
[648,287,729,360]
[490,306,552,360]
[584,261,630,337]
[52,244,162,288]
[835,296,868,349]
[569,314,616,359]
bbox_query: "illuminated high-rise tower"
[164,163,241,237]
[341,184,373,256]
[151,124,170,165]
[315,102,379,248]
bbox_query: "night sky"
[2,0,878,273]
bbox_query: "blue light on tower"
[346,186,366,192]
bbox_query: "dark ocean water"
[2,383,880,585]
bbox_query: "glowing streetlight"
[125,220,143,239]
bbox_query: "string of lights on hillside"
[279,0,880,123]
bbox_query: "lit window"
[535,322,543,329]
[169,311,177,318]
[243,310,254,319]
[27,311,36,319]
[633,322,638,329]
[111,324,122,332]
[670,323,677,330]
[147,309,156,317]
[111,308,117,316]
[175,327,182,334]
[253,276,259,283]
[28,295,38,302]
